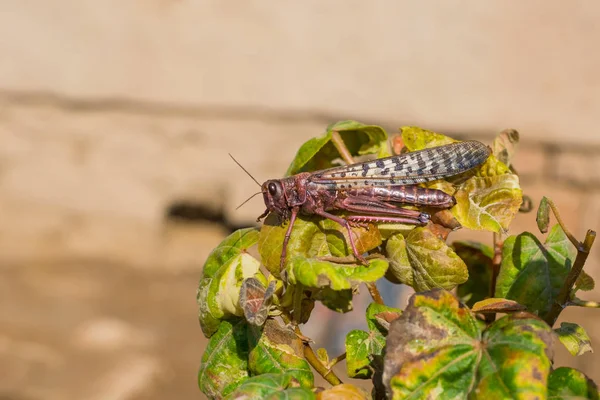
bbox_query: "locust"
[235,140,491,270]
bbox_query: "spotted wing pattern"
[309,140,490,186]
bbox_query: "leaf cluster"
[197,122,598,399]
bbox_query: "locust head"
[258,180,288,221]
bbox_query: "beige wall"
[1,0,599,266]
[1,2,599,398]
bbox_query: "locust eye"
[268,182,278,196]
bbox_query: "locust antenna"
[236,191,262,210]
[229,153,262,187]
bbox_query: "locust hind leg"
[340,195,430,225]
[314,209,369,266]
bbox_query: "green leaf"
[453,241,493,308]
[198,320,249,398]
[345,302,402,379]
[401,126,455,151]
[452,174,523,232]
[224,373,316,400]
[248,319,314,388]
[491,128,519,168]
[258,213,382,278]
[575,269,596,292]
[312,287,353,313]
[345,329,386,379]
[203,228,260,278]
[554,322,593,356]
[537,196,551,234]
[285,120,389,176]
[198,253,261,337]
[258,214,321,277]
[474,153,511,177]
[385,228,468,291]
[384,289,554,399]
[318,218,382,258]
[366,302,402,334]
[548,367,599,400]
[286,257,389,290]
[496,224,577,316]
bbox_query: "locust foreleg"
[280,207,299,271]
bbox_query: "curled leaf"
[554,322,593,356]
[575,270,596,292]
[471,298,526,314]
[198,253,261,337]
[383,290,554,399]
[452,174,523,232]
[240,277,276,327]
[492,128,519,168]
[385,227,468,291]
[496,224,576,316]
[537,196,551,234]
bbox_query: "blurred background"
[1,1,599,399]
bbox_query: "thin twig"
[292,284,304,325]
[567,298,600,308]
[485,232,504,323]
[366,282,385,305]
[331,130,355,165]
[295,326,343,386]
[328,352,347,369]
[544,229,596,326]
[543,197,580,249]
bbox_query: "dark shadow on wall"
[164,200,253,233]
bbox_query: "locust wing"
[309,140,490,187]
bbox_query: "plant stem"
[331,130,355,165]
[295,326,343,386]
[366,282,385,305]
[567,298,600,308]
[485,232,504,323]
[544,197,580,249]
[328,352,347,368]
[544,229,596,326]
[292,284,304,325]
